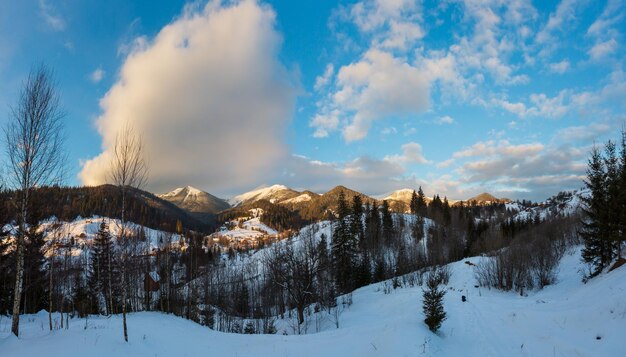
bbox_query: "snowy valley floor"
[1,249,625,357]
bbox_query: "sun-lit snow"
[1,245,624,356]
[228,184,291,206]
[282,193,312,204]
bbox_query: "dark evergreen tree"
[365,201,380,246]
[442,197,452,226]
[416,186,428,217]
[619,130,626,258]
[355,250,372,288]
[410,190,419,215]
[332,191,358,293]
[422,272,446,332]
[604,141,620,259]
[381,200,394,243]
[21,226,47,314]
[350,195,364,243]
[88,220,116,314]
[580,146,610,277]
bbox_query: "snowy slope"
[36,217,184,257]
[1,246,624,356]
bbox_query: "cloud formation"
[80,0,298,194]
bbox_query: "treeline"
[0,185,209,234]
[580,131,626,278]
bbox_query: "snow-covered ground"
[2,246,623,356]
[211,211,279,244]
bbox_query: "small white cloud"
[381,127,397,135]
[434,115,454,125]
[385,142,431,165]
[549,60,570,74]
[39,0,66,31]
[90,68,105,83]
[588,39,617,60]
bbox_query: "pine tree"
[21,226,47,314]
[410,190,419,215]
[365,201,380,246]
[332,191,358,293]
[381,200,394,243]
[88,220,116,314]
[619,130,626,258]
[350,195,364,243]
[442,197,452,226]
[416,186,427,217]
[355,250,372,288]
[581,146,610,277]
[422,271,446,332]
[604,141,620,261]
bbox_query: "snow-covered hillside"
[512,189,588,221]
[32,217,184,257]
[1,246,624,356]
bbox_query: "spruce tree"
[410,190,419,215]
[350,195,364,243]
[88,220,116,314]
[332,191,358,293]
[604,141,620,261]
[442,197,452,226]
[619,130,626,258]
[381,200,394,243]
[365,201,380,246]
[422,271,446,332]
[416,186,427,217]
[581,146,609,277]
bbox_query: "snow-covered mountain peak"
[229,184,297,206]
[158,186,230,214]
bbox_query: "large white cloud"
[80,0,298,194]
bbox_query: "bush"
[475,234,564,293]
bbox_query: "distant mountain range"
[157,185,511,218]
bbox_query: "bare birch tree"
[4,65,65,336]
[108,122,148,342]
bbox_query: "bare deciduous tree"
[4,65,65,336]
[108,122,148,342]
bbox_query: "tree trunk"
[49,253,53,331]
[11,234,25,336]
[297,305,304,326]
[11,192,29,337]
[121,188,128,342]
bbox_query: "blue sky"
[0,0,624,201]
